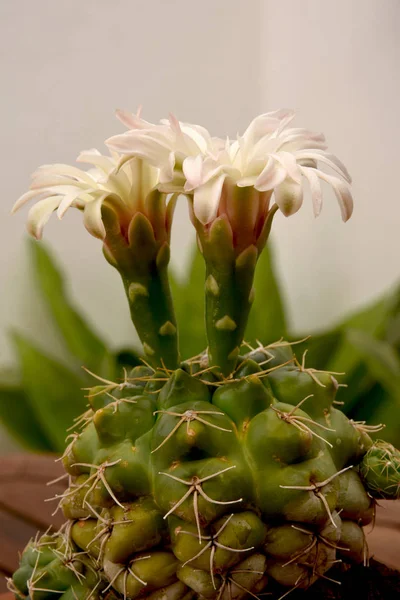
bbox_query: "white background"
[0,0,399,450]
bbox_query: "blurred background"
[0,0,399,453]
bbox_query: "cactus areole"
[11,109,399,600]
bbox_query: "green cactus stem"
[102,203,179,370]
[200,218,257,377]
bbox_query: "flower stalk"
[102,201,179,370]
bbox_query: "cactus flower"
[108,108,353,374]
[13,148,179,370]
[107,108,353,235]
[12,149,174,243]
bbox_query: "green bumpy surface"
[12,342,400,600]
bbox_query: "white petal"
[243,109,295,145]
[168,113,182,134]
[106,132,171,166]
[255,157,287,191]
[27,196,61,239]
[315,171,354,222]
[83,194,108,239]
[77,149,116,174]
[12,189,46,213]
[115,108,154,130]
[294,150,352,183]
[180,124,210,153]
[282,128,326,142]
[236,176,258,187]
[271,151,302,183]
[193,174,226,224]
[274,179,304,217]
[183,155,203,190]
[35,164,95,185]
[30,174,88,190]
[301,166,323,217]
[57,189,90,219]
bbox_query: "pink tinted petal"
[315,171,354,222]
[255,157,287,191]
[77,149,115,173]
[57,189,90,219]
[301,166,323,217]
[236,175,258,187]
[34,164,95,185]
[12,189,46,213]
[183,155,203,189]
[294,150,352,183]
[168,113,182,134]
[193,174,226,224]
[272,151,302,183]
[115,109,153,130]
[83,194,108,239]
[274,179,304,217]
[27,196,61,239]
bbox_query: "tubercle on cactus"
[12,338,400,600]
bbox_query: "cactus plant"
[9,109,400,599]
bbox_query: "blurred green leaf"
[293,329,343,371]
[0,371,52,451]
[347,330,400,401]
[31,240,113,376]
[114,349,142,371]
[172,247,206,360]
[245,243,287,345]
[12,333,87,452]
[326,295,392,375]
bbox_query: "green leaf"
[347,330,400,401]
[114,348,142,371]
[326,294,392,375]
[172,247,207,360]
[0,371,52,452]
[245,242,287,345]
[292,329,343,371]
[30,240,113,375]
[12,333,88,452]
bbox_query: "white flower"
[108,109,224,191]
[12,149,162,240]
[107,109,353,226]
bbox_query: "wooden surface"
[0,454,399,595]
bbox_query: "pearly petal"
[83,194,108,239]
[34,164,96,186]
[57,189,91,219]
[106,132,171,165]
[12,189,47,213]
[294,150,352,183]
[115,108,154,130]
[183,155,203,190]
[301,166,323,217]
[27,196,61,239]
[315,171,354,222]
[271,151,302,183]
[77,149,116,174]
[255,157,287,191]
[30,174,89,190]
[274,179,304,217]
[180,124,210,153]
[243,109,295,145]
[236,175,258,187]
[193,174,227,224]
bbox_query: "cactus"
[11,109,400,599]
